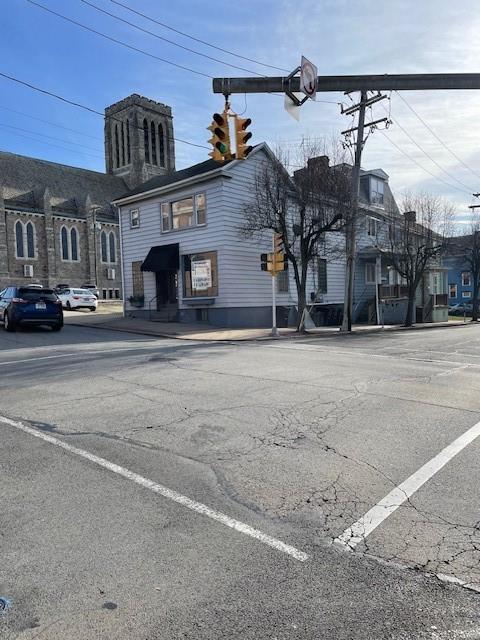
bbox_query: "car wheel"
[51,323,63,332]
[66,301,71,310]
[90,307,96,312]
[4,312,15,332]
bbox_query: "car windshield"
[19,288,57,302]
[73,289,93,295]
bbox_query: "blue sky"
[3,0,480,222]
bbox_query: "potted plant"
[128,295,144,308]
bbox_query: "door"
[155,270,178,310]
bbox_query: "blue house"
[444,235,474,306]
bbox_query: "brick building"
[0,94,175,297]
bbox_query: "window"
[60,225,79,261]
[143,119,150,163]
[370,178,384,205]
[15,221,24,258]
[449,284,457,299]
[276,269,289,293]
[318,258,327,293]
[130,209,140,228]
[462,272,471,286]
[108,231,116,263]
[102,288,107,300]
[367,216,377,237]
[15,220,36,258]
[126,119,131,164]
[151,121,157,165]
[101,231,108,263]
[121,122,126,166]
[115,124,120,168]
[183,251,218,298]
[132,261,144,298]
[161,193,206,232]
[365,262,376,285]
[114,289,120,299]
[463,291,472,298]
[158,123,165,167]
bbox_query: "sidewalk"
[64,307,470,341]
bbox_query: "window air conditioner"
[24,264,34,277]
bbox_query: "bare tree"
[387,192,454,327]
[241,141,352,331]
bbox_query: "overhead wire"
[0,126,105,159]
[0,104,102,141]
[108,0,290,73]
[395,90,480,182]
[0,122,103,153]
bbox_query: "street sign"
[300,56,317,100]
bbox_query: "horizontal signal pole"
[213,73,480,95]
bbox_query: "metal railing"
[378,284,409,299]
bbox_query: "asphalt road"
[1,323,480,639]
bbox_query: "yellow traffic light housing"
[208,111,232,162]
[234,116,253,160]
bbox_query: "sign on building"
[191,259,212,290]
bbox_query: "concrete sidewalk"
[64,308,470,341]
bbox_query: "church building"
[0,94,175,298]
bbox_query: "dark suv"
[0,286,63,332]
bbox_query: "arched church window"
[26,221,35,258]
[158,124,165,167]
[126,119,131,164]
[115,125,120,167]
[61,226,69,260]
[108,231,116,263]
[143,119,150,163]
[151,122,157,165]
[101,231,108,263]
[15,221,24,258]
[71,227,78,261]
[121,122,126,166]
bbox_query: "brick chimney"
[404,210,416,223]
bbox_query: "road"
[1,323,480,639]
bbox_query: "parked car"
[449,303,473,316]
[0,286,63,332]
[81,283,99,298]
[57,288,98,311]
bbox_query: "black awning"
[141,243,179,272]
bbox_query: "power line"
[378,100,477,193]
[0,122,103,153]
[0,104,101,141]
[26,0,212,79]
[108,0,289,73]
[78,0,269,77]
[0,70,210,150]
[395,91,480,182]
[379,129,473,195]
[0,126,104,159]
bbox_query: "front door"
[155,270,178,311]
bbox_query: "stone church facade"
[0,94,175,297]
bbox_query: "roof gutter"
[112,166,228,206]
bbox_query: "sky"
[3,0,480,227]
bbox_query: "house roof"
[0,150,127,220]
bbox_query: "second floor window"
[367,216,377,237]
[462,271,471,286]
[370,178,384,205]
[130,209,139,228]
[161,193,206,232]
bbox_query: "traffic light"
[208,112,231,162]
[234,116,253,160]
[273,253,288,271]
[261,253,271,272]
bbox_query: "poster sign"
[191,259,212,290]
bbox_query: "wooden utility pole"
[212,71,480,331]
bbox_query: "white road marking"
[335,419,480,550]
[0,346,163,366]
[0,415,308,562]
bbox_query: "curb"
[65,319,471,342]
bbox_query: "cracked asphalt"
[1,323,480,639]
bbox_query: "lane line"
[0,416,308,563]
[0,345,166,366]
[335,419,480,550]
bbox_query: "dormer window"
[370,177,384,205]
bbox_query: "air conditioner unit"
[107,267,115,280]
[23,264,33,277]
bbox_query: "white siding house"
[115,144,315,327]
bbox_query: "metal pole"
[341,90,367,332]
[375,255,381,327]
[271,274,279,337]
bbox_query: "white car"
[57,288,98,311]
